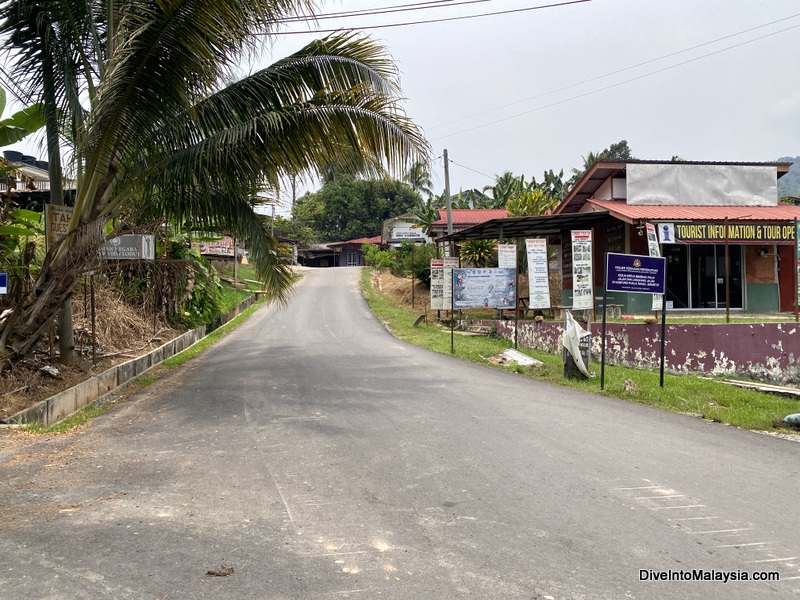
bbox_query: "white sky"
[5,0,800,209]
[255,0,800,200]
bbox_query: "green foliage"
[459,239,498,268]
[506,188,560,217]
[400,242,438,285]
[166,242,223,328]
[362,243,397,270]
[297,175,420,241]
[0,87,45,146]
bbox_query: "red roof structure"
[432,209,508,226]
[587,199,800,223]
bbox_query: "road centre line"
[687,528,754,535]
[651,504,705,510]
[632,495,686,500]
[717,542,773,548]
[745,557,798,563]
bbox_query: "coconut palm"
[0,0,429,361]
[405,160,433,198]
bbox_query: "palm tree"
[0,0,429,361]
[405,160,433,198]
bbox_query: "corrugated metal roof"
[437,212,611,243]
[432,209,508,226]
[588,199,800,222]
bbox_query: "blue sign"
[606,253,666,295]
[0,272,6,295]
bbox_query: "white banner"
[525,239,551,309]
[430,259,444,310]
[443,257,459,310]
[646,223,663,311]
[571,230,593,310]
[453,268,516,309]
[498,244,516,269]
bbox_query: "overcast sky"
[5,0,800,208]
[255,0,800,201]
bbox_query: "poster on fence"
[430,259,444,310]
[646,223,663,311]
[452,268,516,309]
[571,230,593,310]
[498,244,517,269]
[525,238,551,309]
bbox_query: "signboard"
[391,225,427,240]
[443,256,459,309]
[525,239,551,309]
[606,253,666,295]
[195,236,235,256]
[99,234,155,260]
[452,268,516,309]
[571,230,593,310]
[498,244,517,269]
[45,204,74,250]
[646,223,663,311]
[430,259,444,310]
[0,272,7,295]
[658,222,796,244]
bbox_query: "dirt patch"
[371,269,430,311]
[0,282,181,422]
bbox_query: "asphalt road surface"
[2,267,799,599]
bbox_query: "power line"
[275,0,493,24]
[428,12,800,131]
[431,21,800,142]
[275,0,591,35]
[448,159,494,181]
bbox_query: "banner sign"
[498,244,517,269]
[571,230,593,310]
[452,268,516,309]
[45,204,74,250]
[195,236,235,256]
[606,253,666,295]
[443,257,459,309]
[525,239,551,309]
[99,234,155,260]
[646,223,663,311]
[658,222,796,244]
[0,272,7,295]
[430,259,444,310]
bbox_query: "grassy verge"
[162,297,268,368]
[361,269,800,435]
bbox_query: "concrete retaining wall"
[9,295,258,426]
[475,318,800,383]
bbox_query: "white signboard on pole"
[498,244,516,269]
[646,223,663,311]
[443,256,459,310]
[453,268,516,309]
[571,230,593,310]
[526,238,551,309]
[430,259,444,310]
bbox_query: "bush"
[166,241,223,328]
[363,242,439,286]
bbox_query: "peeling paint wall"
[473,319,800,383]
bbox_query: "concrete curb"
[6,295,257,427]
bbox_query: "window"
[347,252,361,266]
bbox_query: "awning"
[436,211,612,243]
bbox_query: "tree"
[0,0,428,362]
[568,140,635,189]
[506,188,559,217]
[405,160,433,198]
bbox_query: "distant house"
[428,209,508,244]
[1,151,74,211]
[298,235,384,268]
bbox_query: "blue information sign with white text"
[605,253,666,295]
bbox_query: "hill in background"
[777,156,800,199]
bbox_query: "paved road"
[2,267,799,599]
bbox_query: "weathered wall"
[476,319,800,383]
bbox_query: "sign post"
[602,253,668,389]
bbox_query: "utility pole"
[443,149,453,256]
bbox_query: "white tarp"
[562,310,593,378]
[626,164,777,206]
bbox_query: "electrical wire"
[274,0,591,35]
[428,12,800,131]
[431,21,800,142]
[448,159,494,181]
[275,0,494,24]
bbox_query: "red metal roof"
[588,199,800,222]
[432,209,508,226]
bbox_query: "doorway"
[664,244,742,309]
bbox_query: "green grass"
[162,297,268,367]
[361,269,800,435]
[220,286,252,313]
